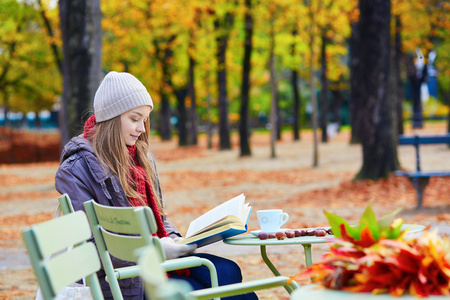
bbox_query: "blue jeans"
[169,253,258,300]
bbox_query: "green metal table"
[223,224,425,294]
[290,284,445,299]
[224,233,327,293]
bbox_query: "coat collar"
[61,136,110,183]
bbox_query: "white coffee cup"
[257,209,289,232]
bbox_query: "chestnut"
[285,230,295,238]
[306,229,317,236]
[275,231,287,240]
[327,228,333,235]
[294,230,302,237]
[268,232,276,239]
[316,229,327,237]
[258,232,269,240]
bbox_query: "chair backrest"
[83,200,165,263]
[83,200,167,300]
[138,245,193,300]
[58,193,75,215]
[22,211,104,300]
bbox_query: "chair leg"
[410,177,429,210]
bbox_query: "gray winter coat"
[55,136,181,300]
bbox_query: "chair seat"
[189,276,290,300]
[138,244,297,300]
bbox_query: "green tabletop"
[224,233,330,246]
[224,224,425,246]
[290,284,445,299]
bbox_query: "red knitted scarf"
[83,115,189,277]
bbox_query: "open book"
[176,194,252,248]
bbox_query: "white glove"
[160,237,197,260]
[171,236,182,242]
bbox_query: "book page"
[185,194,245,238]
[178,223,247,247]
[243,203,251,221]
[189,215,242,237]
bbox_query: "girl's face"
[120,105,151,146]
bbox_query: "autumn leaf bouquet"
[291,205,450,298]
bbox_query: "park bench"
[395,133,450,209]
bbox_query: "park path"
[1,125,450,299]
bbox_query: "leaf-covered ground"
[1,125,449,299]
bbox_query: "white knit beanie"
[93,71,153,122]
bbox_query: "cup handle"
[279,213,289,227]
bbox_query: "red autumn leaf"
[364,262,402,286]
[358,226,377,247]
[340,224,376,248]
[385,249,421,274]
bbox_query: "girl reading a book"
[55,71,258,300]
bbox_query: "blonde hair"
[91,116,164,213]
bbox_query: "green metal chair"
[58,193,75,215]
[83,199,220,300]
[22,210,104,300]
[138,243,295,300]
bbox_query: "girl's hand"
[171,236,182,242]
[160,237,197,259]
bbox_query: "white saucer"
[250,229,290,236]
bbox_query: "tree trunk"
[437,81,450,134]
[269,53,277,158]
[292,72,301,139]
[394,15,404,135]
[187,10,200,146]
[215,14,233,150]
[34,111,41,129]
[38,0,63,74]
[309,3,318,167]
[187,56,198,145]
[349,21,361,144]
[290,27,301,141]
[330,88,342,128]
[276,95,281,140]
[319,32,328,143]
[159,90,171,141]
[206,91,213,150]
[59,0,102,146]
[175,88,188,146]
[239,0,253,157]
[269,19,277,158]
[158,43,174,141]
[448,110,450,134]
[356,0,399,180]
[292,70,301,140]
